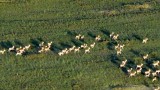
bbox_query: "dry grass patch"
[99,10,119,16]
[124,3,151,11]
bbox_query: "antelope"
[75,34,81,40]
[145,69,151,77]
[8,46,15,52]
[120,59,127,68]
[152,77,157,82]
[127,68,133,74]
[153,61,160,67]
[39,42,44,47]
[47,41,52,47]
[58,52,64,56]
[16,52,22,56]
[136,64,143,70]
[95,35,101,41]
[112,34,119,40]
[136,64,143,74]
[16,48,25,56]
[115,44,120,50]
[85,47,90,53]
[120,44,125,49]
[0,49,6,54]
[142,38,148,44]
[81,44,88,49]
[136,68,142,74]
[117,50,122,55]
[69,46,75,52]
[44,47,50,52]
[38,49,43,53]
[145,73,150,77]
[16,46,23,51]
[24,44,31,50]
[74,47,80,53]
[80,35,84,40]
[145,69,151,74]
[154,87,160,90]
[62,48,68,53]
[129,71,136,77]
[143,54,148,60]
[152,72,157,77]
[90,42,95,48]
[156,70,160,74]
[110,32,114,38]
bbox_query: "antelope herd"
[109,33,160,90]
[0,31,159,89]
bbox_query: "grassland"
[0,0,160,90]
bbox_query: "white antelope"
[95,35,101,41]
[80,35,84,40]
[136,64,143,70]
[62,48,68,53]
[117,50,122,55]
[115,45,119,50]
[110,32,114,38]
[120,44,125,49]
[120,59,127,68]
[47,41,52,47]
[156,70,160,74]
[8,46,15,52]
[145,69,151,77]
[16,52,22,56]
[58,52,64,56]
[129,71,136,77]
[136,64,143,74]
[153,61,160,67]
[85,47,90,53]
[39,42,44,47]
[44,47,50,52]
[81,44,88,49]
[127,68,133,74]
[152,77,157,82]
[154,87,160,90]
[90,42,95,48]
[152,72,157,77]
[0,49,6,54]
[143,54,148,60]
[75,34,81,40]
[112,34,119,40]
[74,47,80,53]
[142,38,148,44]
[69,46,75,52]
[136,68,142,74]
[24,44,31,50]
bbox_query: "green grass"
[0,0,160,90]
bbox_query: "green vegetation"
[0,0,160,90]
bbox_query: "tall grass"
[0,0,160,90]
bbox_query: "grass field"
[0,0,160,90]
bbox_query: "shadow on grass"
[0,40,12,49]
[71,39,83,47]
[50,43,62,53]
[107,41,118,50]
[110,54,120,67]
[130,49,140,56]
[87,31,96,39]
[14,39,23,46]
[67,31,77,36]
[60,42,72,48]
[132,34,142,41]
[101,29,110,38]
[30,39,40,47]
